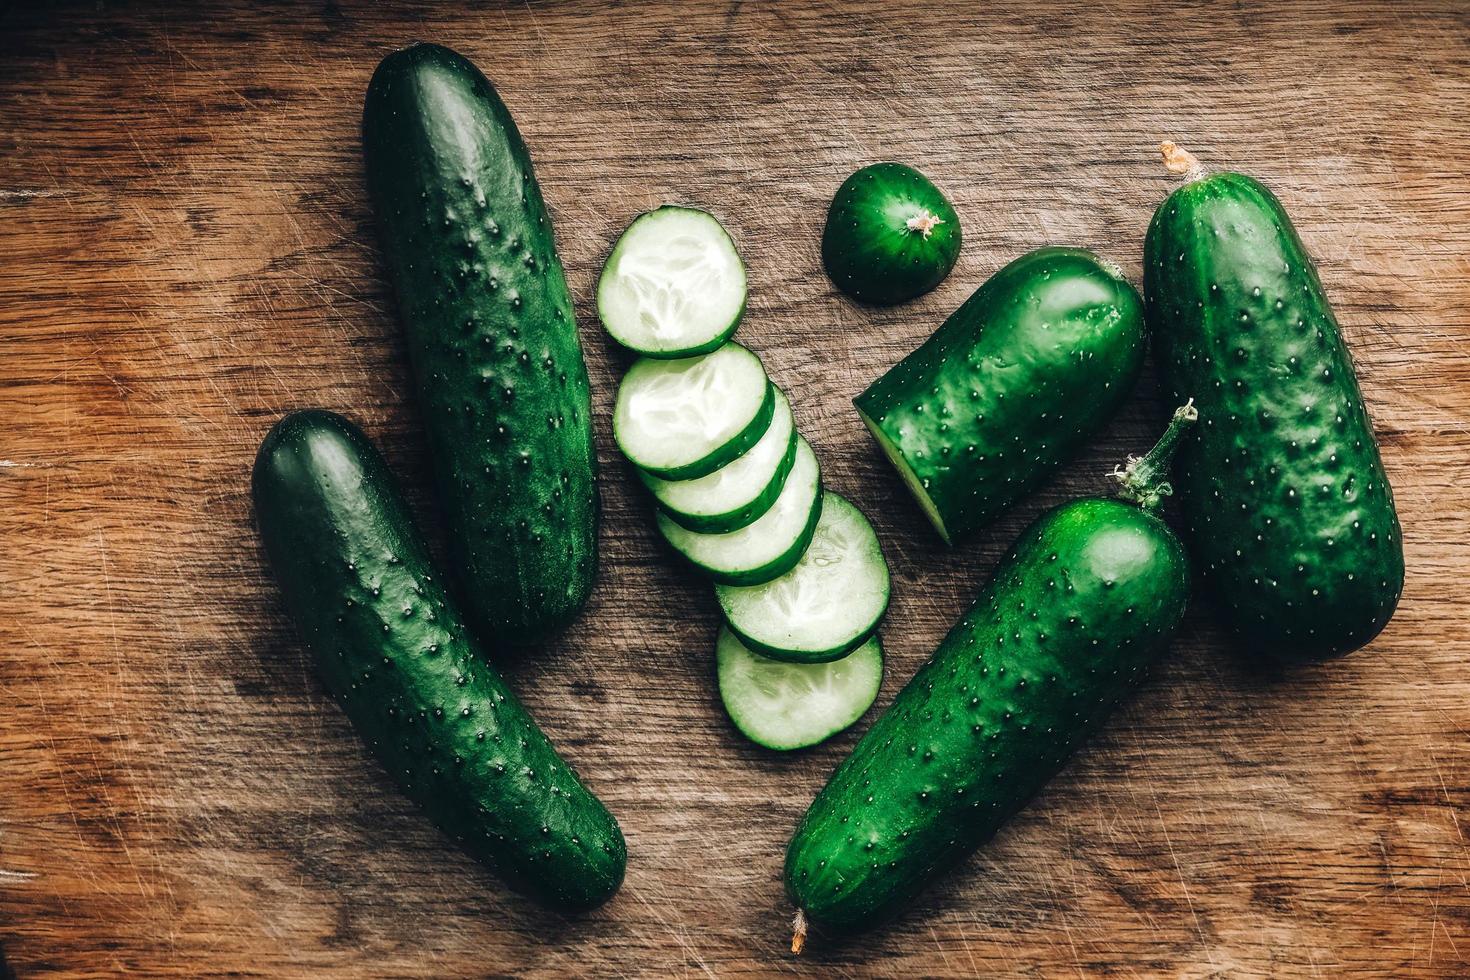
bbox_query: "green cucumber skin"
[252,411,625,912]
[785,497,1188,933]
[1144,172,1403,661]
[643,421,799,533]
[855,247,1147,543]
[724,618,876,665]
[822,163,961,306]
[363,43,597,646]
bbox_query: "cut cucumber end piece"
[641,388,798,533]
[717,627,883,752]
[716,493,890,663]
[598,206,747,358]
[856,405,951,545]
[615,344,772,479]
[656,437,822,585]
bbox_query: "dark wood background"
[3,1,1468,976]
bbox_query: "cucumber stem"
[906,210,944,238]
[1159,141,1206,183]
[1112,400,1198,512]
[791,908,808,955]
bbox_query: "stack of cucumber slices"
[601,206,891,751]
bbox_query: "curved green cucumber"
[854,247,1147,544]
[822,163,961,305]
[1144,144,1403,661]
[784,413,1193,943]
[252,410,625,912]
[640,387,799,533]
[656,438,823,586]
[363,43,596,646]
[614,345,775,480]
[716,493,890,664]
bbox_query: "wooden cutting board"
[3,1,1468,975]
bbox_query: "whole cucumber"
[784,408,1194,946]
[363,43,597,645]
[252,410,625,912]
[855,247,1147,544]
[1144,142,1403,661]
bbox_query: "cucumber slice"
[656,438,822,585]
[614,344,773,480]
[715,493,890,663]
[598,206,747,357]
[716,627,883,751]
[640,387,798,533]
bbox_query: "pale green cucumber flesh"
[716,493,890,663]
[597,206,746,357]
[856,406,950,545]
[642,388,797,533]
[614,344,772,479]
[716,627,883,751]
[656,438,822,585]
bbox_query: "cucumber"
[614,344,774,480]
[597,206,747,357]
[363,43,596,646]
[251,411,625,912]
[715,493,889,663]
[854,247,1147,544]
[656,438,822,585]
[1144,142,1404,662]
[717,628,883,752]
[640,387,798,533]
[784,408,1195,947]
[822,163,961,305]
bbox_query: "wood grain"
[2,1,1468,976]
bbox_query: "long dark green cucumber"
[363,43,596,645]
[854,247,1147,544]
[252,410,624,912]
[784,410,1194,946]
[1144,142,1403,662]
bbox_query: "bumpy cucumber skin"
[822,163,961,305]
[363,43,597,646]
[252,411,625,912]
[785,498,1188,933]
[641,419,799,533]
[597,205,746,358]
[855,247,1147,543]
[1145,173,1403,661]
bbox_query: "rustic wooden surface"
[2,1,1469,976]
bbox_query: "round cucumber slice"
[614,344,773,480]
[715,493,890,663]
[716,627,883,751]
[598,206,747,357]
[640,388,798,533]
[656,438,822,585]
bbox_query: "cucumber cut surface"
[656,438,822,585]
[614,344,772,479]
[641,387,798,533]
[717,627,883,751]
[598,206,747,357]
[857,407,950,542]
[715,493,889,663]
